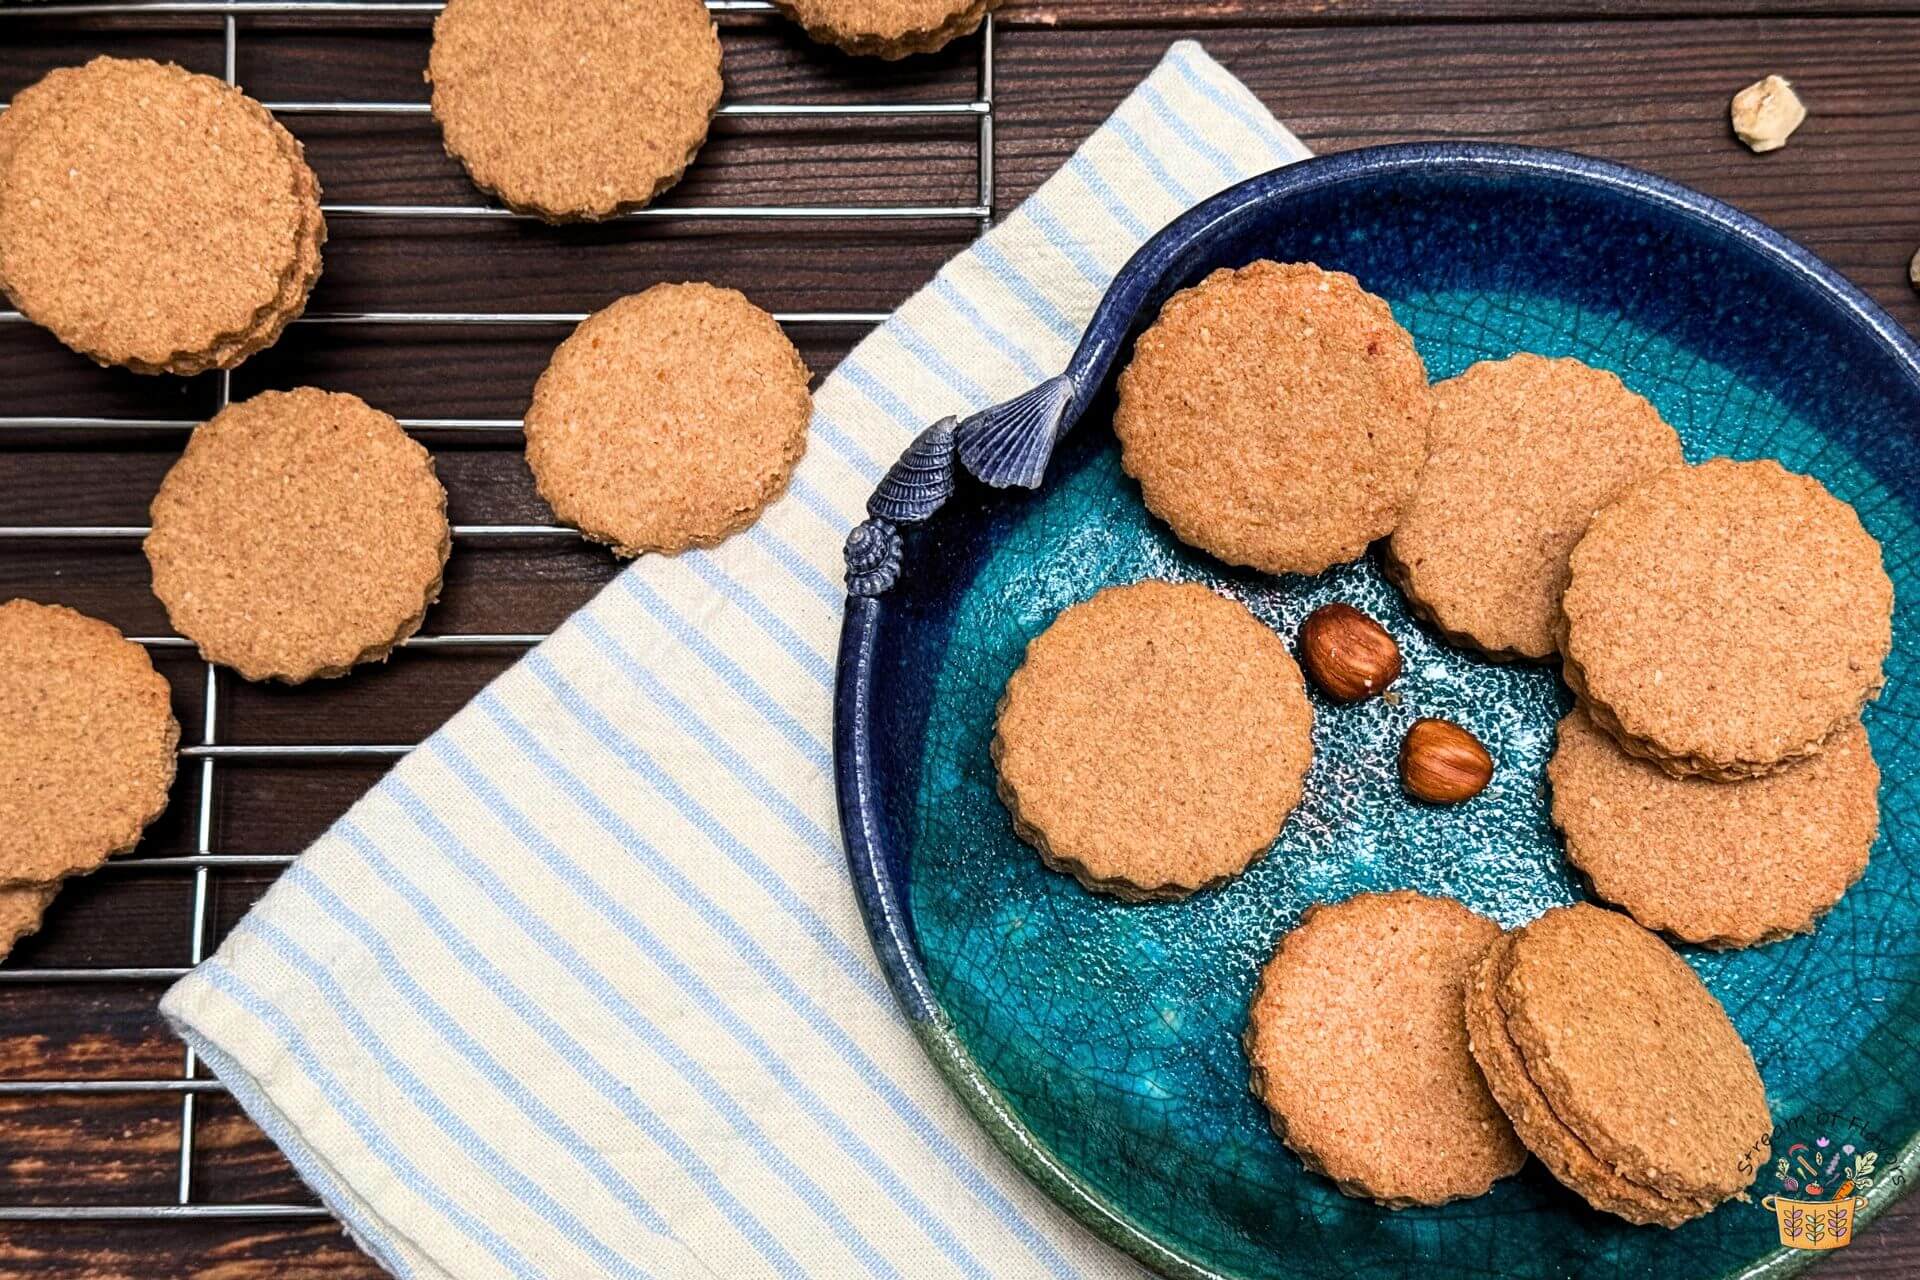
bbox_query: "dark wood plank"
[1,5,1918,1278]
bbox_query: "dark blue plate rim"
[831,140,1920,1280]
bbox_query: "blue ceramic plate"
[833,143,1920,1280]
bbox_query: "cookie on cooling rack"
[773,0,1001,58]
[0,601,179,888]
[0,57,323,375]
[1549,707,1878,949]
[991,580,1314,901]
[428,0,722,221]
[1114,261,1432,577]
[523,283,813,556]
[1246,891,1524,1207]
[1384,354,1682,661]
[1560,457,1893,779]
[0,884,58,963]
[145,388,451,684]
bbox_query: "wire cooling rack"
[0,0,995,1225]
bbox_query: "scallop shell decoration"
[955,374,1075,489]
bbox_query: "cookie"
[991,580,1313,901]
[773,0,999,58]
[1464,932,1716,1227]
[524,283,812,556]
[1384,355,1682,660]
[145,389,451,683]
[1550,707,1878,948]
[0,883,58,963]
[1499,904,1771,1206]
[428,0,722,221]
[1245,892,1525,1206]
[1560,458,1893,780]
[0,601,179,886]
[0,58,319,374]
[1114,261,1432,576]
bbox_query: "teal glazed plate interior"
[832,144,1920,1280]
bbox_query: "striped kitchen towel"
[162,40,1308,1280]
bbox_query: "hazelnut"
[1298,603,1401,703]
[1400,718,1493,804]
[1731,75,1806,153]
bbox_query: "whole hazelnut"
[1400,718,1494,804]
[1298,603,1401,703]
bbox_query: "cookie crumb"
[1731,75,1805,153]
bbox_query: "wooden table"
[1,1,1916,1275]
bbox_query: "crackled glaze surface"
[852,156,1920,1280]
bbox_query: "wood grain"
[2,2,1918,1276]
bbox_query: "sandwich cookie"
[1560,458,1892,779]
[0,57,321,374]
[1466,904,1771,1226]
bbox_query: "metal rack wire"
[0,0,995,1225]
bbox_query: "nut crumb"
[1731,75,1806,153]
[1909,247,1920,293]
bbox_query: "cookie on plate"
[145,389,451,683]
[428,0,722,220]
[0,601,179,886]
[1560,458,1892,779]
[1246,891,1525,1206]
[1384,354,1682,660]
[1469,904,1771,1225]
[524,283,812,556]
[1465,931,1716,1227]
[992,580,1313,901]
[1550,707,1878,948]
[1114,261,1432,576]
[773,0,999,58]
[0,57,321,374]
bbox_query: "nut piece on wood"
[1731,75,1806,153]
[1298,603,1401,703]
[1909,247,1920,294]
[1400,718,1494,804]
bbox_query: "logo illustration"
[1761,1135,1878,1251]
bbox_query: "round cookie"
[1550,708,1878,948]
[1384,355,1682,660]
[1245,892,1525,1206]
[773,0,999,58]
[1498,903,1771,1205]
[0,601,179,885]
[0,883,58,962]
[991,580,1313,901]
[0,58,317,373]
[524,283,812,556]
[428,0,722,221]
[1560,457,1893,780]
[145,389,451,683]
[1114,261,1432,577]
[1464,932,1716,1227]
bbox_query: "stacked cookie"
[0,602,180,959]
[0,57,323,375]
